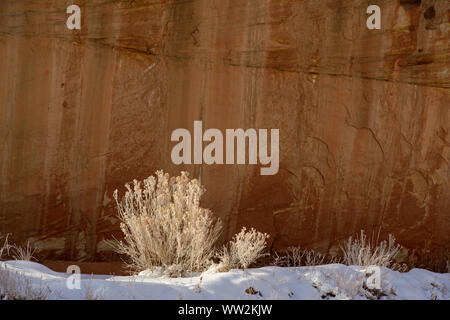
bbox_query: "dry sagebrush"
[0,235,37,262]
[273,247,338,267]
[340,230,402,269]
[0,265,50,300]
[110,171,222,276]
[217,227,269,270]
[10,241,37,261]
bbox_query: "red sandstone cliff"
[0,0,449,264]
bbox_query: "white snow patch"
[0,261,448,300]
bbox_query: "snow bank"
[0,260,448,300]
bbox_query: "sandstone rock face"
[0,0,449,263]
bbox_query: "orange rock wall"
[0,0,449,261]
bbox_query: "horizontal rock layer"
[0,0,449,262]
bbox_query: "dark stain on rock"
[424,6,436,20]
[400,0,422,9]
[398,53,434,67]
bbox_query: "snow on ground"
[0,260,448,300]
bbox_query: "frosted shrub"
[273,247,335,267]
[340,230,401,268]
[0,234,10,259]
[10,241,37,261]
[110,170,222,276]
[0,264,50,300]
[218,227,269,270]
[0,235,37,262]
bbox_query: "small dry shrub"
[1,235,38,262]
[83,279,104,300]
[109,170,222,276]
[0,264,50,300]
[273,247,337,267]
[0,234,11,259]
[10,241,37,261]
[217,227,269,270]
[340,230,402,269]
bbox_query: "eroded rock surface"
[0,0,449,262]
